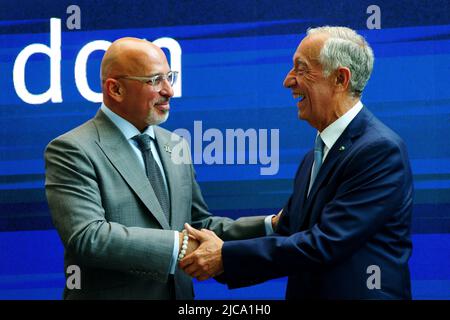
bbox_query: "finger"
[197,274,211,281]
[200,228,219,240]
[188,234,198,241]
[179,255,194,269]
[191,269,206,279]
[183,264,201,277]
[201,228,215,235]
[185,223,206,241]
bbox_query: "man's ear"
[335,67,351,93]
[105,79,124,102]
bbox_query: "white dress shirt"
[309,101,364,190]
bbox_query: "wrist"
[177,229,189,261]
[271,215,276,229]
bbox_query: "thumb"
[184,223,206,241]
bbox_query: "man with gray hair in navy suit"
[180,26,413,300]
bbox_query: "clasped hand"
[178,223,224,281]
[179,210,282,280]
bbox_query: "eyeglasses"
[116,71,178,92]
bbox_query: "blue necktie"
[308,134,324,195]
[133,134,171,223]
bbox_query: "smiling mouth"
[293,93,306,103]
[155,102,170,112]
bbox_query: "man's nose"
[160,79,174,97]
[283,69,296,88]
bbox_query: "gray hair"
[307,26,374,96]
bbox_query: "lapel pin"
[339,145,345,151]
[164,145,172,153]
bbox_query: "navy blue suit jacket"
[222,107,413,299]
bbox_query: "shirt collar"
[100,103,155,140]
[319,100,363,151]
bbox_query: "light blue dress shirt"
[100,103,179,273]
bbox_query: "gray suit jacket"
[45,109,266,299]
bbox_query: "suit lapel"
[93,110,170,230]
[302,106,372,227]
[291,151,314,232]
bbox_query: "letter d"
[13,18,62,104]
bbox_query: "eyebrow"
[295,59,308,68]
[149,70,172,76]
[146,72,164,77]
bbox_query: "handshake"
[177,223,225,281]
[178,212,281,281]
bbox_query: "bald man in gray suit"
[45,38,278,299]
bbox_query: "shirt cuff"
[264,215,275,235]
[169,231,179,275]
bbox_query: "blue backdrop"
[0,0,449,299]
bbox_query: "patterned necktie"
[308,134,324,196]
[133,134,171,223]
